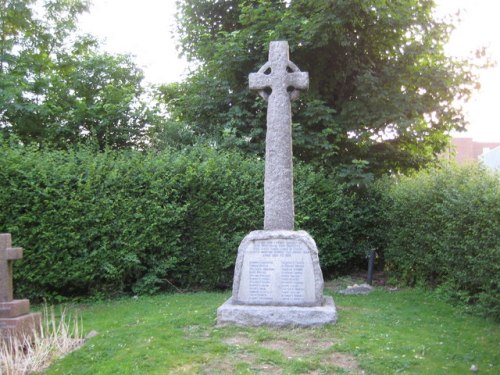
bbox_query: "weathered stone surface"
[0,233,42,343]
[0,299,30,319]
[216,41,336,327]
[218,230,337,327]
[339,283,374,295]
[0,233,23,302]
[232,230,323,306]
[0,312,42,342]
[217,296,337,327]
[249,41,308,231]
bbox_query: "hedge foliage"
[382,164,500,320]
[2,142,498,320]
[0,142,363,301]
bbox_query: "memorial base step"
[217,296,337,327]
[0,299,30,318]
[0,312,42,343]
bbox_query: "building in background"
[480,146,500,172]
[450,138,500,163]
[442,138,500,171]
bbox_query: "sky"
[78,0,500,142]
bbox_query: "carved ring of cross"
[256,60,304,102]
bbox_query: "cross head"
[249,41,308,102]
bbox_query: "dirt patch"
[222,335,253,346]
[260,339,302,359]
[203,351,276,375]
[249,363,282,374]
[259,337,336,359]
[202,361,234,375]
[322,352,363,373]
[211,333,361,374]
[264,327,340,344]
[302,338,337,353]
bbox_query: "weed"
[0,306,83,374]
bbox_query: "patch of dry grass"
[0,306,83,375]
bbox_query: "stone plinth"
[0,311,42,342]
[0,299,42,342]
[0,299,31,318]
[217,230,337,327]
[233,230,324,306]
[217,296,337,327]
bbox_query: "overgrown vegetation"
[1,1,486,172]
[1,141,499,320]
[0,0,158,149]
[0,306,83,375]
[0,142,367,300]
[382,163,500,320]
[158,0,485,174]
[42,289,499,374]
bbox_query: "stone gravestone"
[217,41,337,327]
[0,233,41,342]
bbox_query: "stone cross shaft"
[249,41,309,230]
[0,234,23,302]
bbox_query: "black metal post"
[367,249,376,285]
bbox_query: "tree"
[1,0,88,143]
[40,51,154,150]
[158,0,483,175]
[0,0,156,149]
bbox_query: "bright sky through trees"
[435,0,500,142]
[78,0,500,142]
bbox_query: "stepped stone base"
[0,311,42,342]
[0,299,30,318]
[217,296,337,327]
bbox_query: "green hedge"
[2,142,498,319]
[0,143,362,300]
[382,164,500,319]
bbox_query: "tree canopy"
[157,0,483,175]
[0,0,155,149]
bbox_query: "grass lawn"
[43,283,499,374]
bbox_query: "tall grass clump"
[0,306,83,375]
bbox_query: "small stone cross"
[0,234,23,302]
[249,41,309,230]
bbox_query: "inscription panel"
[237,238,316,305]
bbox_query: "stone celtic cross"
[0,233,23,302]
[249,41,309,230]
